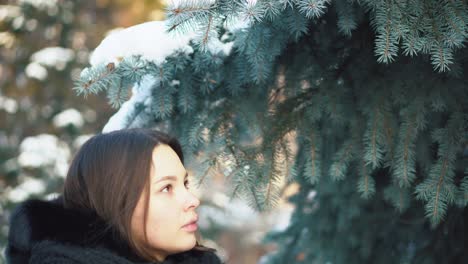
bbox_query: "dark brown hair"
[62,128,213,261]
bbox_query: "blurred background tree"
[0,0,165,259]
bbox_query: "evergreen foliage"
[75,0,468,263]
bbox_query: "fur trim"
[5,198,221,264]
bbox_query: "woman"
[5,129,223,264]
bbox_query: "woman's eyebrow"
[155,172,188,184]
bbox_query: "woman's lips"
[182,221,198,232]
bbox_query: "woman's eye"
[162,185,172,193]
[161,181,189,193]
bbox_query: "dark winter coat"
[5,198,222,264]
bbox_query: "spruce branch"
[415,112,465,226]
[200,15,213,51]
[393,100,427,187]
[263,0,282,20]
[430,43,454,72]
[330,140,354,181]
[264,164,282,211]
[459,171,468,207]
[106,78,130,109]
[118,55,149,84]
[280,0,296,10]
[357,160,376,199]
[382,107,396,166]
[402,32,422,57]
[250,184,263,211]
[304,128,321,184]
[384,184,411,213]
[443,0,467,43]
[374,0,399,63]
[74,63,117,96]
[238,0,266,23]
[166,0,215,33]
[363,106,385,170]
[296,0,331,19]
[187,117,207,151]
[150,69,174,120]
[176,76,196,114]
[336,0,357,37]
[432,157,450,222]
[285,6,309,41]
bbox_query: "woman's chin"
[181,235,197,250]
[168,233,197,252]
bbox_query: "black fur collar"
[6,198,220,264]
[6,197,145,263]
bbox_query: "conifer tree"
[76,1,467,263]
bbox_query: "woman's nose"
[184,191,200,211]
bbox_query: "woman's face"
[131,144,200,261]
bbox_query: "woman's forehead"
[151,144,185,177]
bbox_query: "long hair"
[62,128,213,261]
